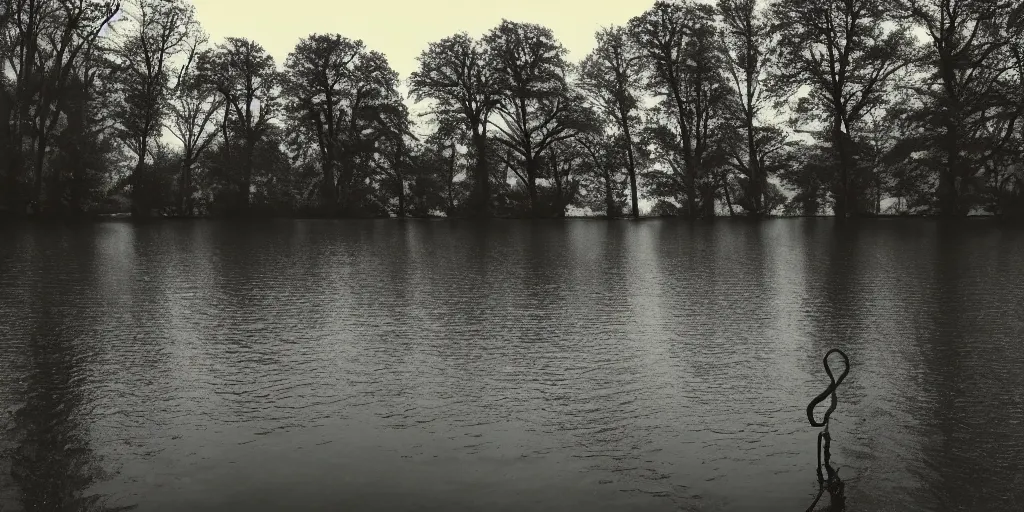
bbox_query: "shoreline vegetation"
[2,1,1022,222]
[1,210,1014,223]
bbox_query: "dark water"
[1,219,1022,512]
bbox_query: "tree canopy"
[2,0,1022,220]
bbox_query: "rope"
[805,348,849,512]
[806,349,850,428]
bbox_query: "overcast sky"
[188,0,665,91]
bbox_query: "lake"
[1,219,1022,511]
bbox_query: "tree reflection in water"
[1,307,134,512]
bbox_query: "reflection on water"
[0,219,1022,512]
[0,229,133,512]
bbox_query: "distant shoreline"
[2,212,1017,224]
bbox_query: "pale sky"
[190,0,663,95]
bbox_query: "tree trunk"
[604,168,615,218]
[32,102,66,213]
[526,157,539,217]
[667,75,698,218]
[447,182,454,216]
[939,123,961,216]
[2,152,20,213]
[132,157,146,217]
[446,142,456,215]
[67,130,85,215]
[685,175,698,219]
[620,107,640,218]
[47,156,63,214]
[70,163,85,215]
[321,155,336,214]
[241,137,254,212]
[180,159,193,215]
[832,122,852,220]
[32,130,48,211]
[745,111,761,216]
[701,185,716,218]
[131,133,149,217]
[471,125,490,217]
[65,96,86,215]
[552,152,564,218]
[937,48,965,217]
[723,176,735,216]
[758,171,770,215]
[337,154,352,214]
[396,173,406,218]
[0,96,16,212]
[554,174,564,217]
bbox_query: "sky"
[189,0,664,99]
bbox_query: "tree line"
[2,0,1023,219]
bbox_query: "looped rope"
[806,349,850,428]
[805,348,849,512]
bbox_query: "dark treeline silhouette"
[2,0,1022,220]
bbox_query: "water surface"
[1,219,1022,511]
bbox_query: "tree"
[720,123,793,215]
[409,33,500,217]
[771,0,917,218]
[283,36,410,216]
[51,24,125,214]
[573,129,631,217]
[168,38,222,215]
[283,35,410,216]
[283,34,364,213]
[345,51,410,215]
[404,127,464,217]
[717,0,779,216]
[202,37,280,212]
[1,0,119,214]
[111,0,197,216]
[543,126,596,217]
[630,0,731,218]
[367,113,417,218]
[778,139,830,215]
[987,16,1024,218]
[894,0,1024,216]
[425,115,469,215]
[579,25,644,217]
[484,20,597,216]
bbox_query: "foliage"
[1,0,1021,220]
[770,0,918,217]
[579,25,644,217]
[283,33,409,216]
[630,0,732,218]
